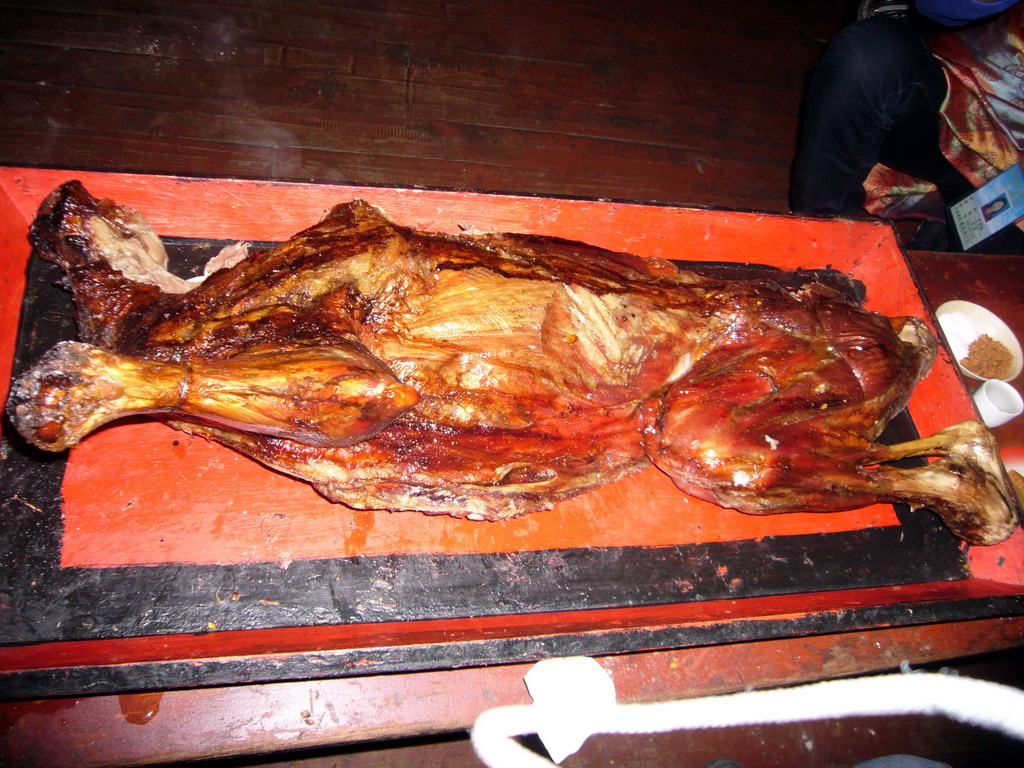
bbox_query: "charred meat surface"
[7,182,1020,545]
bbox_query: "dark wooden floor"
[0,0,848,212]
[2,1,1022,766]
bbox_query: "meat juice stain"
[344,509,376,551]
[118,692,163,725]
[0,698,79,740]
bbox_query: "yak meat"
[7,182,1020,545]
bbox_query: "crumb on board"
[961,334,1013,379]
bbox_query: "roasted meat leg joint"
[7,182,1020,545]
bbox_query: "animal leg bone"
[864,419,1020,546]
[9,340,419,451]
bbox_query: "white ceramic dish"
[934,300,1023,382]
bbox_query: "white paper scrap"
[523,657,618,763]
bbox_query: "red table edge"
[2,616,1023,768]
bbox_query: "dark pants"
[790,15,972,216]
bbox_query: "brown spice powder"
[960,334,1013,379]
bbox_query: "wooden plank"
[0,46,410,118]
[1,4,821,108]
[0,1,847,210]
[0,127,279,181]
[1,7,274,64]
[3,616,1023,767]
[405,83,799,155]
[0,97,795,209]
[401,57,805,118]
[0,44,801,160]
[0,91,798,200]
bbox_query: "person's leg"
[791,15,967,215]
[874,52,973,205]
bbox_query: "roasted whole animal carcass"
[8,182,1020,545]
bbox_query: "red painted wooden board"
[2,167,1023,699]
[0,167,961,567]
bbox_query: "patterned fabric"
[864,4,1024,221]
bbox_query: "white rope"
[471,658,1024,768]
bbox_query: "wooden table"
[906,249,1024,447]
[1,170,1022,766]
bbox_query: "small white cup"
[973,379,1024,428]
